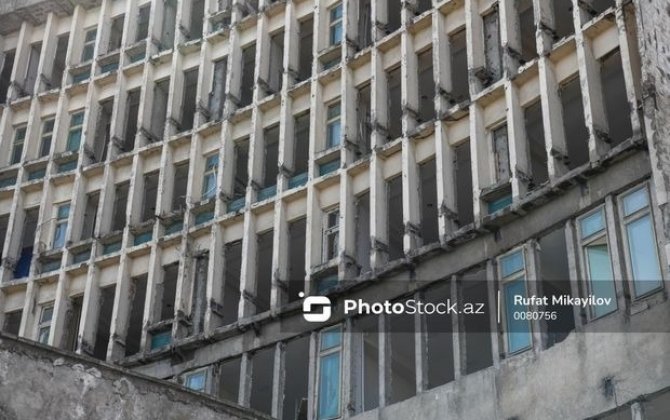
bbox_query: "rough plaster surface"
[0,335,267,420]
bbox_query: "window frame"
[39,117,55,157]
[325,101,342,149]
[67,111,85,152]
[37,304,54,344]
[576,205,618,319]
[498,247,533,355]
[81,27,97,63]
[617,183,664,299]
[201,153,219,200]
[329,2,344,46]
[322,207,340,262]
[52,202,71,249]
[316,325,343,420]
[11,125,27,164]
[183,368,209,393]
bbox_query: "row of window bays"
[0,181,665,419]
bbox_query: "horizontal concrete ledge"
[0,332,271,420]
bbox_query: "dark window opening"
[255,230,273,314]
[288,218,306,303]
[191,254,209,335]
[63,296,83,352]
[454,140,474,226]
[293,113,310,177]
[51,35,69,89]
[297,18,314,82]
[387,66,402,141]
[483,11,502,84]
[600,49,632,146]
[94,99,114,162]
[14,208,39,279]
[188,0,205,41]
[80,192,99,240]
[160,264,179,321]
[262,125,280,189]
[462,269,493,373]
[387,176,404,260]
[386,0,401,34]
[111,182,129,232]
[123,89,141,152]
[160,0,177,50]
[233,139,249,199]
[218,356,242,402]
[524,100,548,188]
[419,158,439,245]
[172,162,189,212]
[425,281,454,388]
[151,78,170,140]
[210,58,228,122]
[136,5,151,42]
[449,29,469,104]
[125,274,147,356]
[93,285,116,360]
[353,315,379,414]
[24,42,42,96]
[181,69,199,131]
[560,76,589,169]
[417,49,436,123]
[517,0,537,62]
[240,44,256,108]
[355,192,371,274]
[108,15,125,52]
[142,172,159,222]
[0,214,9,257]
[222,241,242,325]
[268,31,284,93]
[357,83,372,156]
[388,303,416,404]
[358,0,372,49]
[552,0,574,40]
[283,336,310,420]
[250,347,274,415]
[2,310,22,335]
[0,50,16,103]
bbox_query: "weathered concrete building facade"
[0,0,668,419]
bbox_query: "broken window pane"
[233,139,249,200]
[293,113,310,178]
[357,83,372,156]
[14,207,38,279]
[493,124,510,183]
[188,0,205,41]
[263,125,280,189]
[24,42,42,96]
[108,15,125,52]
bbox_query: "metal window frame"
[497,247,532,355]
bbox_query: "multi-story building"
[0,0,668,419]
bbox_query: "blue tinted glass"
[186,373,206,391]
[330,4,343,20]
[580,210,605,239]
[67,129,82,151]
[319,159,340,176]
[500,251,524,278]
[133,231,152,245]
[202,173,217,199]
[327,121,341,148]
[165,220,183,235]
[257,185,277,202]
[103,241,122,255]
[71,113,85,126]
[288,172,308,189]
[57,204,70,219]
[627,215,662,296]
[586,244,617,317]
[52,224,67,248]
[228,197,245,213]
[623,187,648,216]
[318,352,341,420]
[28,169,46,180]
[488,194,512,214]
[504,278,531,353]
[73,250,91,263]
[195,211,214,225]
[150,330,172,349]
[330,24,342,45]
[321,328,341,351]
[206,154,219,169]
[316,275,338,294]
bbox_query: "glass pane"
[43,119,55,133]
[586,244,617,317]
[71,112,85,126]
[500,251,524,278]
[206,154,219,169]
[186,373,206,391]
[623,187,648,216]
[41,307,53,322]
[53,224,67,248]
[202,174,216,198]
[330,4,343,21]
[57,204,70,219]
[318,352,341,420]
[627,215,662,296]
[503,278,532,353]
[38,326,50,344]
[320,328,341,350]
[327,121,341,148]
[327,103,341,119]
[330,24,342,45]
[67,129,82,151]
[580,209,605,239]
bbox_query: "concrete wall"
[0,333,268,420]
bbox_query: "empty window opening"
[93,285,115,360]
[14,208,39,279]
[218,356,242,402]
[293,113,310,178]
[172,162,189,211]
[142,172,159,222]
[386,0,401,34]
[417,49,436,123]
[358,0,372,49]
[160,0,177,50]
[538,228,575,348]
[552,0,574,40]
[250,347,275,415]
[517,0,536,62]
[125,274,147,356]
[94,99,114,162]
[188,0,205,41]
[356,83,372,156]
[222,241,242,325]
[181,69,199,131]
[159,264,179,321]
[0,50,16,103]
[191,254,209,335]
[524,100,548,188]
[63,296,83,352]
[449,29,469,104]
[388,304,416,404]
[23,42,42,96]
[584,0,614,16]
[424,281,454,388]
[0,214,8,257]
[151,78,170,140]
[420,158,439,245]
[256,230,273,314]
[483,10,502,84]
[80,192,99,240]
[355,192,371,274]
[322,208,340,262]
[263,125,280,189]
[387,176,404,260]
[283,336,310,420]
[233,139,249,200]
[493,124,511,183]
[81,28,97,63]
[240,44,256,108]
[352,316,379,414]
[2,310,22,335]
[600,49,632,146]
[268,31,284,93]
[210,58,228,122]
[417,0,431,14]
[288,218,306,303]
[136,5,151,42]
[51,35,69,89]
[108,15,125,52]
[387,66,402,141]
[297,18,314,82]
[462,269,493,372]
[123,89,141,152]
[111,182,129,231]
[560,77,589,169]
[326,102,342,149]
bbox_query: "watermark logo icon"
[299,292,332,322]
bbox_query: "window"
[202,153,219,200]
[136,5,151,42]
[11,125,26,164]
[184,370,208,392]
[500,249,532,354]
[326,102,341,148]
[578,208,617,318]
[619,186,663,297]
[493,124,510,182]
[52,203,70,249]
[40,118,55,157]
[323,208,339,262]
[318,327,342,420]
[81,28,97,62]
[329,3,343,46]
[67,111,85,152]
[37,305,54,344]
